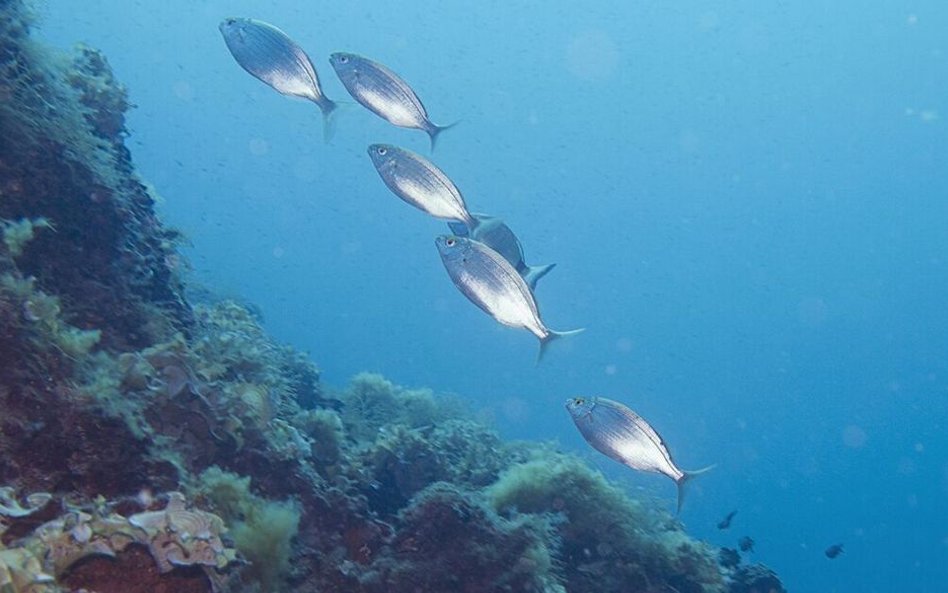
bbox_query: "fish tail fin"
[676,464,716,514]
[537,327,585,364]
[320,98,340,143]
[465,212,495,235]
[524,263,556,290]
[427,119,461,152]
[468,213,500,234]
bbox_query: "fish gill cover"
[0,0,789,592]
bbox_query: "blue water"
[38,2,948,591]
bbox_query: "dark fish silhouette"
[825,543,844,559]
[717,510,738,530]
[738,536,754,553]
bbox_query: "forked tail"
[427,119,460,152]
[537,327,585,364]
[320,98,340,143]
[524,263,556,291]
[675,464,716,514]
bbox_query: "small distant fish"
[219,17,337,139]
[717,510,738,530]
[330,52,455,150]
[447,214,555,291]
[565,396,713,513]
[367,144,478,229]
[825,543,844,559]
[435,235,582,361]
[738,536,755,553]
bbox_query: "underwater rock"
[340,372,465,441]
[0,547,57,593]
[0,489,236,593]
[189,467,300,591]
[718,547,741,570]
[62,545,213,593]
[0,488,52,519]
[728,564,787,593]
[362,483,561,593]
[489,454,725,593]
[359,420,513,517]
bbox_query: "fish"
[564,396,713,513]
[219,17,337,140]
[447,214,555,291]
[435,235,583,361]
[825,543,844,559]
[330,52,455,150]
[738,536,755,553]
[367,144,478,229]
[717,510,738,530]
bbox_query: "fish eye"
[339,55,349,64]
[445,238,456,247]
[376,146,387,156]
[574,397,584,405]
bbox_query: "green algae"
[190,467,300,592]
[489,454,725,593]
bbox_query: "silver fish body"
[219,18,337,134]
[436,235,581,360]
[448,214,555,291]
[367,144,475,227]
[330,52,454,150]
[565,396,712,513]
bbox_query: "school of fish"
[218,17,846,555]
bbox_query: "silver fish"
[219,17,337,139]
[448,214,555,291]
[330,52,455,150]
[436,235,582,360]
[565,396,713,513]
[368,144,478,229]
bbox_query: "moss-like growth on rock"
[489,454,725,593]
[340,372,464,441]
[359,420,514,517]
[294,408,345,468]
[365,483,563,593]
[190,467,300,592]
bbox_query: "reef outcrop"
[0,1,787,592]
